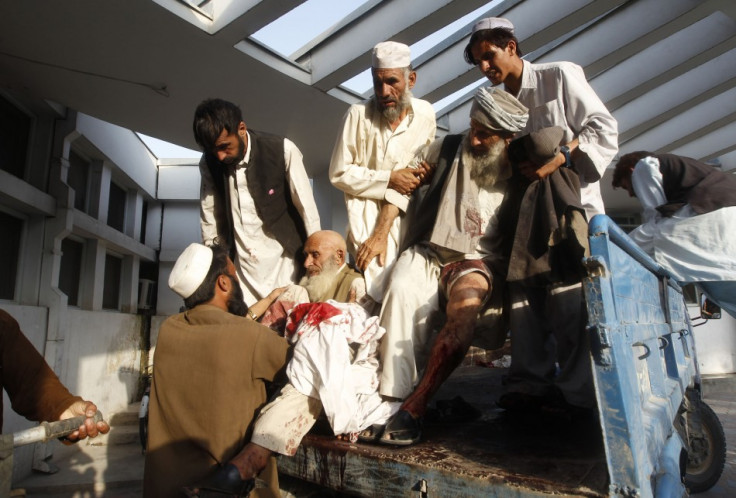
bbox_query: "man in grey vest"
[194,98,321,307]
[373,88,528,446]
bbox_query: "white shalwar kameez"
[200,132,321,306]
[511,60,618,218]
[378,139,507,399]
[250,301,400,455]
[329,97,436,301]
[628,156,736,317]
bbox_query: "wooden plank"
[278,367,608,497]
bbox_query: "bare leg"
[401,273,488,419]
[228,442,272,480]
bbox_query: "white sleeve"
[329,106,392,200]
[383,139,442,212]
[559,63,619,182]
[632,156,666,224]
[284,139,321,235]
[198,155,219,245]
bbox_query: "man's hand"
[414,161,436,186]
[388,168,421,195]
[59,401,110,443]
[267,286,288,302]
[518,153,565,182]
[356,233,388,271]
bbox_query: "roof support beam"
[619,76,736,144]
[607,36,736,111]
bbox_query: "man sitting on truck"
[372,87,528,445]
[612,152,736,318]
[256,230,369,330]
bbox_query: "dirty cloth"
[252,301,399,455]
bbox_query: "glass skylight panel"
[339,1,503,97]
[251,0,372,59]
[177,0,213,20]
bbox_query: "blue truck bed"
[277,215,719,497]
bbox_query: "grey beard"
[378,90,413,123]
[299,258,341,302]
[462,136,510,189]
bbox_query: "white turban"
[372,41,411,69]
[168,243,213,299]
[470,87,528,133]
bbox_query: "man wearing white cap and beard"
[329,41,436,308]
[370,87,528,445]
[143,243,289,498]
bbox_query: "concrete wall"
[61,309,143,413]
[3,306,144,483]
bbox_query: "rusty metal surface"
[278,366,608,497]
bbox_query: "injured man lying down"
[185,299,400,497]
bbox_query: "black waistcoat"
[656,154,736,217]
[400,134,464,253]
[205,130,308,261]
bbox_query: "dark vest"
[656,154,736,217]
[400,134,464,253]
[311,265,363,303]
[205,130,308,261]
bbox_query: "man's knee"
[447,273,489,312]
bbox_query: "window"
[103,253,122,310]
[59,238,84,306]
[0,96,30,179]
[67,150,90,212]
[140,201,148,244]
[107,181,126,232]
[0,211,22,300]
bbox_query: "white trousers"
[378,246,442,399]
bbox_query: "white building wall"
[158,203,200,315]
[61,309,143,415]
[75,113,158,198]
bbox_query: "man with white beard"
[371,87,528,446]
[258,230,368,330]
[329,41,436,307]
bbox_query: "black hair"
[183,242,230,310]
[463,27,523,65]
[192,98,243,150]
[612,151,655,189]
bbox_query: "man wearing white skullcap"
[369,88,528,446]
[144,243,289,497]
[329,40,436,307]
[464,16,618,416]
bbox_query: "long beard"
[299,258,341,302]
[227,275,248,316]
[378,89,413,123]
[462,136,510,189]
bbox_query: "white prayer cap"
[470,87,528,133]
[472,17,515,35]
[169,243,213,299]
[372,41,411,69]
